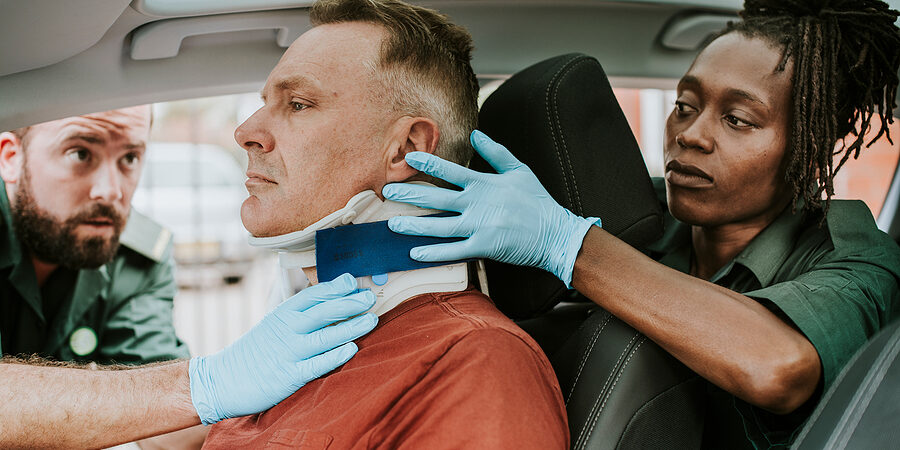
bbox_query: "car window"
[140,153,242,188]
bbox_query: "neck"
[30,255,58,287]
[689,203,788,280]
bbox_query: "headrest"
[472,53,663,319]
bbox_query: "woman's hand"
[382,130,599,287]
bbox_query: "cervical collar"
[249,182,469,316]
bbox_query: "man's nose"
[235,109,274,153]
[89,162,124,203]
[677,113,714,154]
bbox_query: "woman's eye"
[674,101,694,114]
[724,115,755,128]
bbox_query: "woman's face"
[664,32,794,228]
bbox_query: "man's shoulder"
[387,288,545,355]
[432,289,527,331]
[102,210,177,298]
[118,209,173,264]
[431,289,551,361]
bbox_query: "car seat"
[472,53,706,449]
[791,318,900,449]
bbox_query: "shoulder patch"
[120,209,172,262]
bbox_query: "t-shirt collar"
[653,201,808,287]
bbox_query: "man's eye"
[67,148,91,162]
[122,152,140,166]
[290,101,309,112]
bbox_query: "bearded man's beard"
[11,170,127,269]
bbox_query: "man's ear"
[0,132,24,186]
[384,117,439,183]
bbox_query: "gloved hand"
[382,130,599,287]
[189,273,377,424]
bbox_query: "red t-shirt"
[203,287,569,449]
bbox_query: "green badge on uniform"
[70,327,98,356]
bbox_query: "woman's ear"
[384,117,439,183]
[0,132,24,186]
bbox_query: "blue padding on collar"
[315,213,468,282]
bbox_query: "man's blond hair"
[310,0,479,166]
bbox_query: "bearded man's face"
[12,167,126,268]
[0,107,150,269]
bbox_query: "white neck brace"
[249,183,469,316]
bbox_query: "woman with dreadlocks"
[382,0,900,447]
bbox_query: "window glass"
[140,93,274,358]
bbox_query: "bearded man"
[0,106,189,364]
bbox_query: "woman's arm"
[572,227,820,413]
[384,132,821,413]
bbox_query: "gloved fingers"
[381,182,462,212]
[287,290,376,334]
[409,239,477,262]
[295,313,377,359]
[470,130,525,174]
[404,151,477,188]
[387,215,469,238]
[285,273,358,312]
[296,342,358,385]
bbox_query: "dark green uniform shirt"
[0,185,189,364]
[646,178,900,449]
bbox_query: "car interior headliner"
[1,0,898,133]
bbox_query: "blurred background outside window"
[144,86,899,358]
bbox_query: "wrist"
[188,356,219,425]
[553,212,601,288]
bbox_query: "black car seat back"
[475,53,705,449]
[792,319,900,449]
[473,53,662,319]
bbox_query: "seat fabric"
[477,53,704,449]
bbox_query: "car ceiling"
[0,0,898,132]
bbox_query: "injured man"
[201,0,568,448]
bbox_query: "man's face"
[236,22,392,237]
[2,107,150,268]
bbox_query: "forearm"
[0,359,199,448]
[572,227,820,413]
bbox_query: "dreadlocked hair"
[721,0,900,213]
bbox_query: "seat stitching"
[573,332,639,450]
[545,56,582,207]
[566,313,613,404]
[578,336,646,450]
[598,337,646,415]
[550,58,598,215]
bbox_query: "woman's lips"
[665,160,714,188]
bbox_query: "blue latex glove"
[382,130,600,287]
[189,273,377,424]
